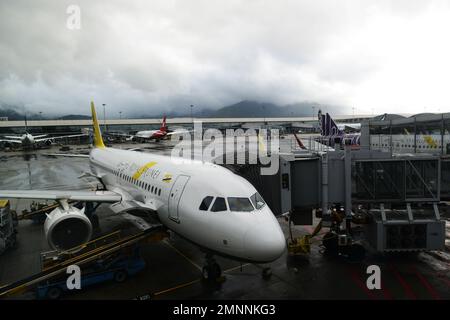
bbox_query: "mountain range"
[0,100,341,120]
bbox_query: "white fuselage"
[22,133,35,145]
[135,129,165,139]
[370,134,450,154]
[89,147,286,263]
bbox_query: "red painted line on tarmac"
[348,267,377,300]
[389,265,417,300]
[380,278,393,300]
[411,266,441,300]
[436,274,450,288]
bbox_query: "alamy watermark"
[66,264,81,290]
[66,5,81,30]
[170,121,280,175]
[366,265,381,290]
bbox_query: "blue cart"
[36,248,146,299]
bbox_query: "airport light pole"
[190,105,193,123]
[119,111,122,120]
[102,103,107,132]
[39,111,42,120]
[312,106,316,120]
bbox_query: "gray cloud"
[0,0,448,117]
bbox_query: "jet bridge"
[226,147,446,253]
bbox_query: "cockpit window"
[211,197,227,212]
[250,192,266,209]
[227,197,254,212]
[199,196,214,211]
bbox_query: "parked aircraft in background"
[0,118,87,149]
[318,110,361,147]
[316,110,449,154]
[107,116,191,143]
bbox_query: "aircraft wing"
[105,132,132,138]
[33,134,48,139]
[35,133,88,142]
[166,129,196,136]
[0,190,121,202]
[3,135,22,140]
[42,153,90,158]
[0,139,22,144]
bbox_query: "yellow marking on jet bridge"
[132,161,157,180]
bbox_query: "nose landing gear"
[202,254,222,282]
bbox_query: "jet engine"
[44,205,92,251]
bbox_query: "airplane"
[133,115,169,142]
[318,110,361,148]
[0,102,286,281]
[0,117,87,149]
[370,132,450,154]
[107,115,190,143]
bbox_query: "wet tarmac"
[0,142,449,300]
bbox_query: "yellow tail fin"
[90,101,106,149]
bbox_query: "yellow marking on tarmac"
[223,263,251,274]
[163,239,202,271]
[151,264,251,297]
[153,279,201,296]
[132,161,157,180]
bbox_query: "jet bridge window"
[227,197,254,212]
[250,192,266,210]
[199,196,214,211]
[211,197,227,212]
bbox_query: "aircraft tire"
[47,287,62,300]
[202,263,221,281]
[114,270,128,283]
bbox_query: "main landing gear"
[202,254,222,282]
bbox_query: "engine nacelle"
[44,205,92,251]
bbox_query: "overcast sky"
[1,0,450,116]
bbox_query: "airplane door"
[168,175,190,223]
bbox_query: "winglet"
[90,101,106,148]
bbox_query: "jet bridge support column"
[321,153,330,227]
[344,141,352,232]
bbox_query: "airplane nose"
[244,223,286,263]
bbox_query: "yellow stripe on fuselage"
[257,133,266,153]
[424,136,437,147]
[132,161,157,180]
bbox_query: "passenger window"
[158,189,161,196]
[199,196,214,211]
[211,197,227,212]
